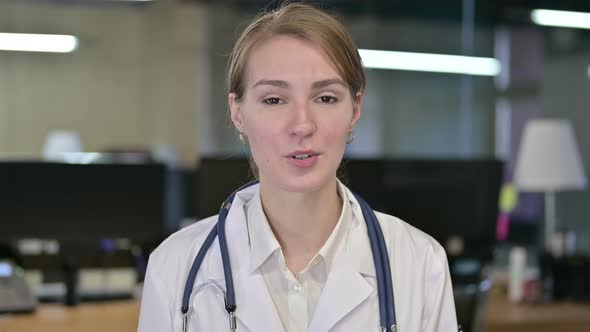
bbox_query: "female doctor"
[138,2,458,332]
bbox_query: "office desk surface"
[484,295,590,332]
[2,296,590,332]
[0,300,140,332]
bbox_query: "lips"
[287,150,319,160]
[293,153,314,160]
[286,150,319,168]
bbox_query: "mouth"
[287,151,319,160]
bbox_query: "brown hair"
[226,2,365,102]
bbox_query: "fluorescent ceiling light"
[0,33,78,53]
[531,9,590,30]
[359,49,501,76]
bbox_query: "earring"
[239,133,248,145]
[346,131,355,144]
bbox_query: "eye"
[318,95,338,104]
[263,97,283,105]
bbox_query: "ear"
[350,91,363,129]
[229,92,245,133]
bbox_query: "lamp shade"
[514,119,587,191]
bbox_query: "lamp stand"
[540,191,558,302]
[544,191,556,251]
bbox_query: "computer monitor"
[381,159,503,260]
[0,161,166,248]
[340,158,387,211]
[197,157,254,219]
[194,157,502,260]
[344,158,503,260]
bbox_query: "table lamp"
[514,118,587,252]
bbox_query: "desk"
[0,300,140,332]
[2,296,590,332]
[484,295,590,332]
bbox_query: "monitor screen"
[382,159,503,259]
[341,158,386,210]
[197,157,254,219]
[0,162,166,246]
[193,157,502,259]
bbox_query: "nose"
[289,101,317,138]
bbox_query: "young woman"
[138,3,458,331]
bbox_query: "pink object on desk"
[496,213,510,242]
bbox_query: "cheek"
[246,116,281,145]
[320,116,351,142]
[243,115,283,167]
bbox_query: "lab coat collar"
[204,184,255,279]
[203,185,285,332]
[201,180,377,331]
[206,181,376,277]
[246,180,354,275]
[341,181,377,278]
[245,190,281,274]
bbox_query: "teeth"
[294,154,312,160]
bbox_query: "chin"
[257,156,340,194]
[277,171,336,194]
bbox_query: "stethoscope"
[180,181,398,332]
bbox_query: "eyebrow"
[252,80,290,89]
[251,78,347,90]
[311,78,347,89]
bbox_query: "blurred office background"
[1,0,589,331]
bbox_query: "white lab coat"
[138,183,458,332]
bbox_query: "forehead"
[244,35,343,85]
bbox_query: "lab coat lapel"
[202,273,284,332]
[204,273,283,332]
[233,272,285,332]
[308,267,373,331]
[308,215,375,330]
[206,185,285,332]
[308,187,377,331]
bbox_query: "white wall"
[0,0,208,166]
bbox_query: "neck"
[259,178,343,273]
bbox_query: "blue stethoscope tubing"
[180,181,397,332]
